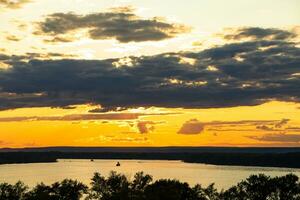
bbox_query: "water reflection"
[0,159,299,190]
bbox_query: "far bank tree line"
[1,172,300,200]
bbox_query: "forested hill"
[1,147,300,168]
[1,146,300,153]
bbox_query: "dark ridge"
[1,146,300,153]
[0,152,57,164]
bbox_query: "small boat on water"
[116,162,121,167]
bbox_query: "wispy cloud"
[248,133,300,143]
[0,112,175,122]
[5,34,21,42]
[178,118,292,135]
[76,135,150,144]
[0,0,31,9]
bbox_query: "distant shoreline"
[1,147,300,168]
[2,146,300,153]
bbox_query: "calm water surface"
[1,159,300,190]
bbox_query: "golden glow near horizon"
[1,101,300,147]
[1,0,300,147]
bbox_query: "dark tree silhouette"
[130,172,153,200]
[220,173,300,200]
[51,179,88,200]
[24,183,53,200]
[0,181,27,200]
[87,171,130,200]
[23,180,87,200]
[1,172,300,200]
[191,184,219,200]
[144,179,193,200]
[271,173,300,200]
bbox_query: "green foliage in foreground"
[1,172,300,200]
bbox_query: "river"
[1,159,300,190]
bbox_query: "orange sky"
[1,101,300,147]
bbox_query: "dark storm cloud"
[222,27,297,41]
[248,133,300,143]
[35,6,190,43]
[0,52,75,66]
[0,28,299,110]
[0,0,30,9]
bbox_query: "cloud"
[222,27,297,41]
[0,112,174,122]
[35,6,190,43]
[109,136,149,143]
[248,133,300,143]
[0,52,76,67]
[0,113,141,122]
[77,135,150,144]
[6,35,21,42]
[0,27,299,110]
[136,121,155,134]
[89,107,129,113]
[136,121,164,134]
[178,119,288,134]
[0,0,30,9]
[255,118,290,131]
[43,36,75,43]
[256,125,275,131]
[207,120,279,126]
[0,140,11,145]
[178,119,204,134]
[286,127,300,131]
[275,118,290,128]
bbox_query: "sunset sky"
[0,0,300,147]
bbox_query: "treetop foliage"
[1,172,300,200]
